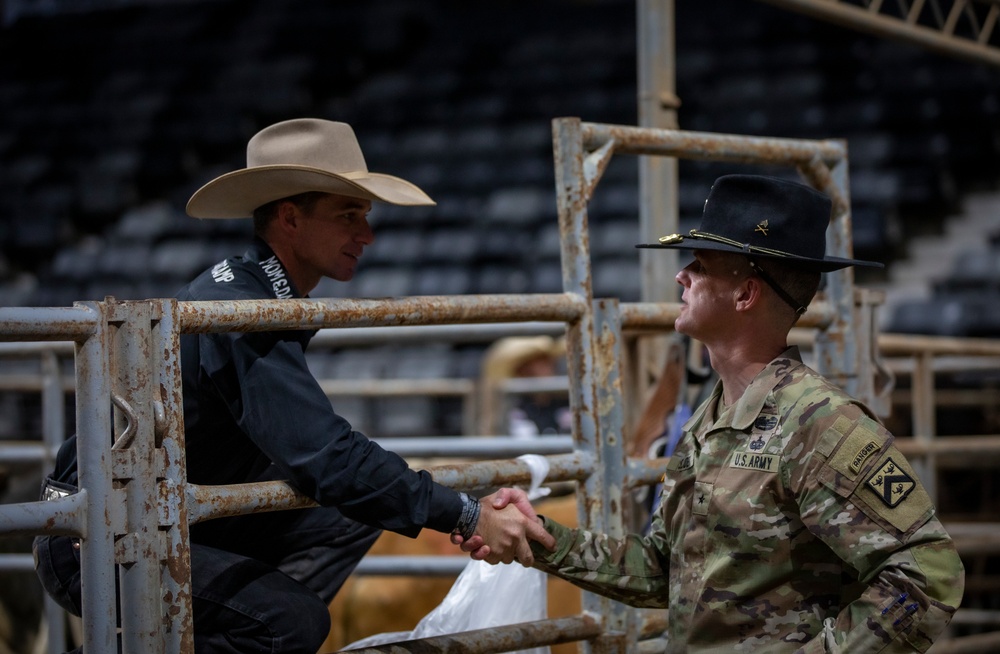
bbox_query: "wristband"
[453,491,481,541]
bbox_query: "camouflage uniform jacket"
[533,347,964,653]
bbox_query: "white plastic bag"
[346,455,552,653]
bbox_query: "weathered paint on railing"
[177,294,587,334]
[186,452,596,525]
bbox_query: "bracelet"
[454,492,481,541]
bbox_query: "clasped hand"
[452,488,555,566]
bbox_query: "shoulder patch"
[865,457,915,507]
[857,450,934,534]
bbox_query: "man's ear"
[274,200,300,234]
[734,276,762,313]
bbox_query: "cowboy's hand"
[452,487,546,556]
[470,502,552,566]
[458,489,556,565]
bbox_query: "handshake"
[451,488,556,566]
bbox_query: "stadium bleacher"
[1,0,999,434]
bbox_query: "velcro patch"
[826,418,888,484]
[850,440,880,474]
[848,447,934,535]
[692,481,712,516]
[730,451,780,473]
[667,452,694,471]
[865,457,916,508]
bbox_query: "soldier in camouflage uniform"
[464,175,964,653]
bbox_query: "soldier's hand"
[453,489,555,564]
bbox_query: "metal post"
[74,300,119,654]
[110,300,162,654]
[800,154,861,398]
[553,116,604,653]
[154,298,195,654]
[636,0,679,305]
[592,299,632,653]
[40,349,68,654]
[635,0,680,468]
[913,351,938,501]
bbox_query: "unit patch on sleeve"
[865,457,915,507]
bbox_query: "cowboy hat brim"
[635,239,883,272]
[186,165,435,219]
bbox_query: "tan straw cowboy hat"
[186,118,435,218]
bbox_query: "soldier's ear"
[734,276,763,312]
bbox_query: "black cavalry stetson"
[636,174,883,272]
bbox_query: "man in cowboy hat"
[462,175,964,652]
[33,118,554,654]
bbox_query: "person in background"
[479,335,571,438]
[33,118,554,654]
[462,174,964,653]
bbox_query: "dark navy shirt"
[176,238,462,538]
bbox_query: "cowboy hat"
[186,118,435,218]
[636,174,882,272]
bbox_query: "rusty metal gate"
[0,119,875,653]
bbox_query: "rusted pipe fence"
[1,118,988,653]
[0,290,612,654]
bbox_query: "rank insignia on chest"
[866,457,916,507]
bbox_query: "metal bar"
[809,156,861,397]
[912,352,937,499]
[950,609,1000,625]
[0,441,51,463]
[153,298,194,654]
[553,117,606,650]
[756,0,1000,68]
[978,4,999,43]
[111,301,161,654]
[74,301,119,654]
[943,0,969,34]
[0,375,75,392]
[930,627,1000,654]
[177,294,586,334]
[619,299,835,331]
[354,555,470,576]
[0,553,35,571]
[186,452,596,524]
[637,0,680,307]
[856,436,1000,467]
[309,322,565,347]
[0,491,86,536]
[373,435,574,458]
[40,350,65,472]
[579,122,846,166]
[341,614,602,653]
[878,333,1000,356]
[0,341,75,356]
[592,299,633,644]
[317,378,474,398]
[0,305,99,341]
[908,0,929,23]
